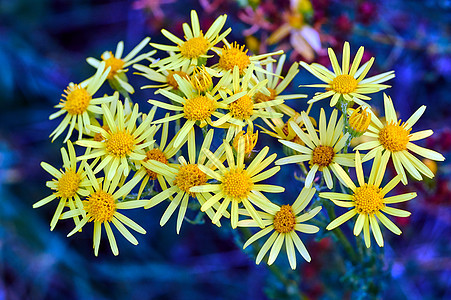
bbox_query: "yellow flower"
[238,187,321,269]
[143,128,228,233]
[66,163,148,256]
[133,54,194,92]
[275,109,355,189]
[49,62,119,142]
[354,93,445,184]
[232,129,258,157]
[151,10,231,69]
[211,40,283,76]
[300,41,395,107]
[76,101,157,182]
[320,150,417,248]
[33,141,90,230]
[190,138,284,229]
[87,37,155,94]
[252,54,307,117]
[212,64,283,132]
[148,71,229,147]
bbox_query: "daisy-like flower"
[252,54,307,117]
[151,10,231,69]
[33,141,90,230]
[133,55,193,92]
[49,62,119,142]
[300,41,395,107]
[212,65,284,132]
[211,40,283,76]
[238,187,321,269]
[87,37,155,94]
[76,101,156,182]
[354,93,445,184]
[148,71,231,147]
[128,113,188,199]
[190,138,284,229]
[320,150,417,248]
[143,128,227,233]
[66,163,148,256]
[275,109,355,189]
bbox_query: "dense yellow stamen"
[173,164,207,197]
[56,169,80,198]
[229,94,254,119]
[144,149,168,180]
[179,34,210,58]
[273,205,296,233]
[105,130,135,157]
[222,168,253,199]
[101,52,125,79]
[61,84,92,115]
[379,121,411,152]
[349,107,371,134]
[184,95,216,121]
[254,88,276,103]
[310,145,335,168]
[232,130,258,155]
[218,42,251,75]
[167,71,189,89]
[84,190,116,223]
[190,66,213,92]
[330,74,358,94]
[353,184,384,215]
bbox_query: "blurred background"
[0,0,450,299]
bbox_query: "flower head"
[76,101,157,182]
[354,93,445,184]
[320,150,417,248]
[34,141,90,230]
[275,109,355,189]
[151,10,231,69]
[66,163,148,256]
[238,187,321,269]
[190,138,284,229]
[300,42,395,107]
[49,62,118,142]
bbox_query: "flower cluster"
[36,10,444,269]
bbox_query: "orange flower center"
[273,205,296,233]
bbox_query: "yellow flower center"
[273,205,296,233]
[62,84,92,116]
[144,149,168,180]
[310,145,335,168]
[232,130,258,155]
[378,121,411,152]
[56,169,80,198]
[94,124,110,142]
[84,190,116,223]
[222,168,253,200]
[353,184,384,215]
[254,88,277,103]
[101,52,125,79]
[105,130,135,157]
[218,42,251,75]
[349,107,371,134]
[166,71,189,89]
[190,66,213,92]
[173,164,207,197]
[229,94,254,120]
[183,95,216,121]
[330,74,358,94]
[179,34,210,59]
